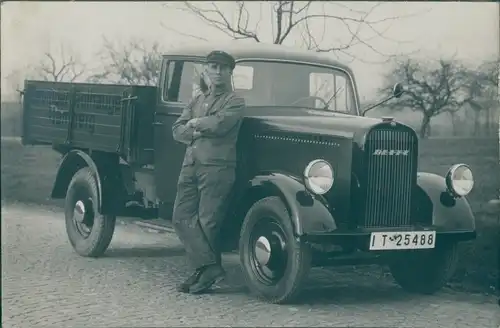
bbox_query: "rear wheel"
[65,167,116,257]
[239,196,312,304]
[389,242,458,294]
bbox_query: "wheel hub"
[73,200,86,223]
[250,221,289,286]
[255,236,272,266]
[254,232,286,268]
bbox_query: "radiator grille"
[362,128,418,228]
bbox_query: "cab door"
[153,57,204,219]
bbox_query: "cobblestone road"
[2,203,498,327]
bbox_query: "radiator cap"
[382,116,394,122]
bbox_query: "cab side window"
[164,60,205,103]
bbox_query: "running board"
[135,219,175,233]
[134,220,240,255]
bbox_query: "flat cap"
[206,50,236,70]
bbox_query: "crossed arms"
[172,94,245,145]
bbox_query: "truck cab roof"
[165,42,354,75]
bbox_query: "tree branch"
[378,57,488,137]
[93,36,163,86]
[34,44,87,82]
[160,22,209,42]
[166,1,424,62]
[180,1,261,42]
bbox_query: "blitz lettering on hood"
[372,149,410,156]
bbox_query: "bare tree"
[3,69,25,101]
[476,59,499,87]
[165,1,426,64]
[461,62,499,136]
[476,59,499,136]
[378,58,471,138]
[90,37,163,86]
[32,43,87,82]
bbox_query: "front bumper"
[301,228,476,246]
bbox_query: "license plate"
[369,231,436,251]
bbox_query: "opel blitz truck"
[21,42,476,304]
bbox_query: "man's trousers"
[172,163,235,269]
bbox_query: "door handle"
[153,121,164,126]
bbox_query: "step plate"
[135,220,175,233]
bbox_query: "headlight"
[303,159,334,195]
[445,164,474,197]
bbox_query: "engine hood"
[243,107,386,139]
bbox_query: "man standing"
[171,50,245,294]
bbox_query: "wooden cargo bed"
[22,80,157,165]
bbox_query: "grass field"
[1,137,498,295]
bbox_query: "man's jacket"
[172,90,245,167]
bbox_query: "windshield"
[232,60,358,115]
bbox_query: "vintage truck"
[21,42,476,304]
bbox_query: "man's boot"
[176,268,203,293]
[189,264,225,294]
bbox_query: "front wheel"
[239,196,312,304]
[65,167,116,257]
[389,242,459,294]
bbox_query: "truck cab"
[153,43,363,219]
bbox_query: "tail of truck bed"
[22,80,157,166]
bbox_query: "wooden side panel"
[22,81,127,151]
[22,80,156,163]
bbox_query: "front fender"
[416,172,475,231]
[51,150,103,210]
[250,172,337,236]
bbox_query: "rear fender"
[51,150,103,211]
[246,172,337,236]
[416,172,475,231]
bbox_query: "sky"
[1,1,498,102]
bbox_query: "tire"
[389,242,458,294]
[239,196,312,304]
[65,167,116,257]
